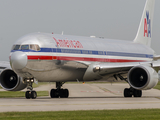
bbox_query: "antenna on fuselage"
[62,31,64,35]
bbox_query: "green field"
[0,91,48,98]
[0,109,160,120]
[33,82,54,88]
[154,82,160,90]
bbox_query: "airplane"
[0,0,159,99]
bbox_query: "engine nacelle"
[128,65,158,90]
[0,69,27,91]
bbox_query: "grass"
[154,82,160,90]
[32,82,49,88]
[0,91,49,98]
[0,109,160,120]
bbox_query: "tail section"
[134,0,155,47]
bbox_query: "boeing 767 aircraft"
[0,0,159,99]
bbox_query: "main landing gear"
[50,82,69,98]
[114,74,142,98]
[124,88,142,97]
[25,79,37,99]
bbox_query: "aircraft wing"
[0,61,10,70]
[82,61,154,81]
[153,55,160,61]
[152,60,160,67]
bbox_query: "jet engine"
[128,65,158,90]
[0,69,27,91]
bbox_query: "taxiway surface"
[0,83,160,112]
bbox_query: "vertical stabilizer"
[134,0,155,47]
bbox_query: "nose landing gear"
[50,82,69,98]
[25,79,37,99]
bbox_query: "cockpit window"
[12,45,20,50]
[12,44,40,51]
[21,45,29,50]
[30,44,36,51]
[35,44,40,51]
[12,45,15,50]
[30,44,40,51]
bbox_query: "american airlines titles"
[144,11,151,37]
[53,37,83,48]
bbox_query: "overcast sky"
[0,0,160,61]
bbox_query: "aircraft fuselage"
[10,32,154,82]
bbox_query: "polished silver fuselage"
[10,32,154,82]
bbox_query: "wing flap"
[0,61,10,70]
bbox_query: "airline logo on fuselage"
[53,37,83,48]
[144,11,151,37]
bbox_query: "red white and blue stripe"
[11,48,153,63]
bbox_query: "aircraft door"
[52,37,61,64]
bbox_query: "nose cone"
[10,51,28,70]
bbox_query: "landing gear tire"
[124,88,132,97]
[25,91,37,99]
[31,91,37,99]
[59,89,64,98]
[50,89,59,98]
[50,89,69,98]
[25,91,31,99]
[50,82,69,98]
[133,90,142,97]
[124,88,142,98]
[60,89,69,98]
[64,89,69,98]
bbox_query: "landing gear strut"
[25,79,37,99]
[50,82,69,98]
[124,88,142,97]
